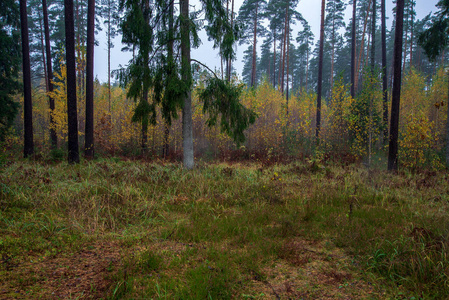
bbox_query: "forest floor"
[1,156,449,299]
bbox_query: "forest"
[2,0,449,298]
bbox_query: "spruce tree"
[418,0,449,166]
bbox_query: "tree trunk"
[316,0,325,139]
[43,0,57,148]
[306,42,309,91]
[371,0,376,70]
[163,0,175,158]
[388,0,405,171]
[381,0,388,144]
[286,19,290,122]
[281,4,288,95]
[330,17,335,95]
[273,34,276,88]
[402,12,409,71]
[181,0,194,169]
[251,2,258,88]
[355,0,372,93]
[446,70,449,166]
[38,12,48,92]
[108,1,112,114]
[84,0,95,158]
[65,0,80,163]
[409,8,414,68]
[278,37,283,89]
[351,0,357,98]
[227,0,235,81]
[20,0,34,158]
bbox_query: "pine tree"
[65,0,80,163]
[381,0,388,143]
[325,0,346,95]
[237,0,267,88]
[388,0,405,171]
[84,0,95,158]
[316,0,325,139]
[296,23,314,91]
[20,0,34,157]
[351,0,357,98]
[100,0,120,113]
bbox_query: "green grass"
[1,157,449,298]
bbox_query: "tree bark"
[163,0,175,158]
[330,15,335,95]
[281,4,288,95]
[371,0,376,70]
[446,70,449,166]
[316,0,325,139]
[181,0,194,169]
[355,0,372,93]
[273,34,276,88]
[351,0,356,98]
[381,0,388,144]
[251,2,258,88]
[388,0,405,171]
[84,0,95,158]
[108,0,112,113]
[402,11,409,71]
[65,0,80,163]
[227,0,235,81]
[20,0,34,158]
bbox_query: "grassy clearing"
[1,157,449,299]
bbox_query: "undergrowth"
[1,157,449,298]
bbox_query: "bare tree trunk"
[37,12,48,92]
[351,0,357,98]
[330,17,335,95]
[388,0,405,171]
[306,44,309,91]
[163,0,175,158]
[281,4,288,95]
[446,70,449,166]
[402,12,409,71]
[381,0,388,144]
[286,19,290,123]
[20,0,34,158]
[84,0,95,158]
[107,3,112,114]
[181,0,194,169]
[355,0,372,93]
[251,2,258,88]
[316,0,325,139]
[278,37,283,89]
[227,0,235,81]
[409,9,414,68]
[273,34,276,88]
[65,0,80,163]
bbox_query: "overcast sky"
[93,0,440,83]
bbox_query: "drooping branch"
[190,58,220,79]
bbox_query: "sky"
[93,0,441,83]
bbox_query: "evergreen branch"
[190,58,219,79]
